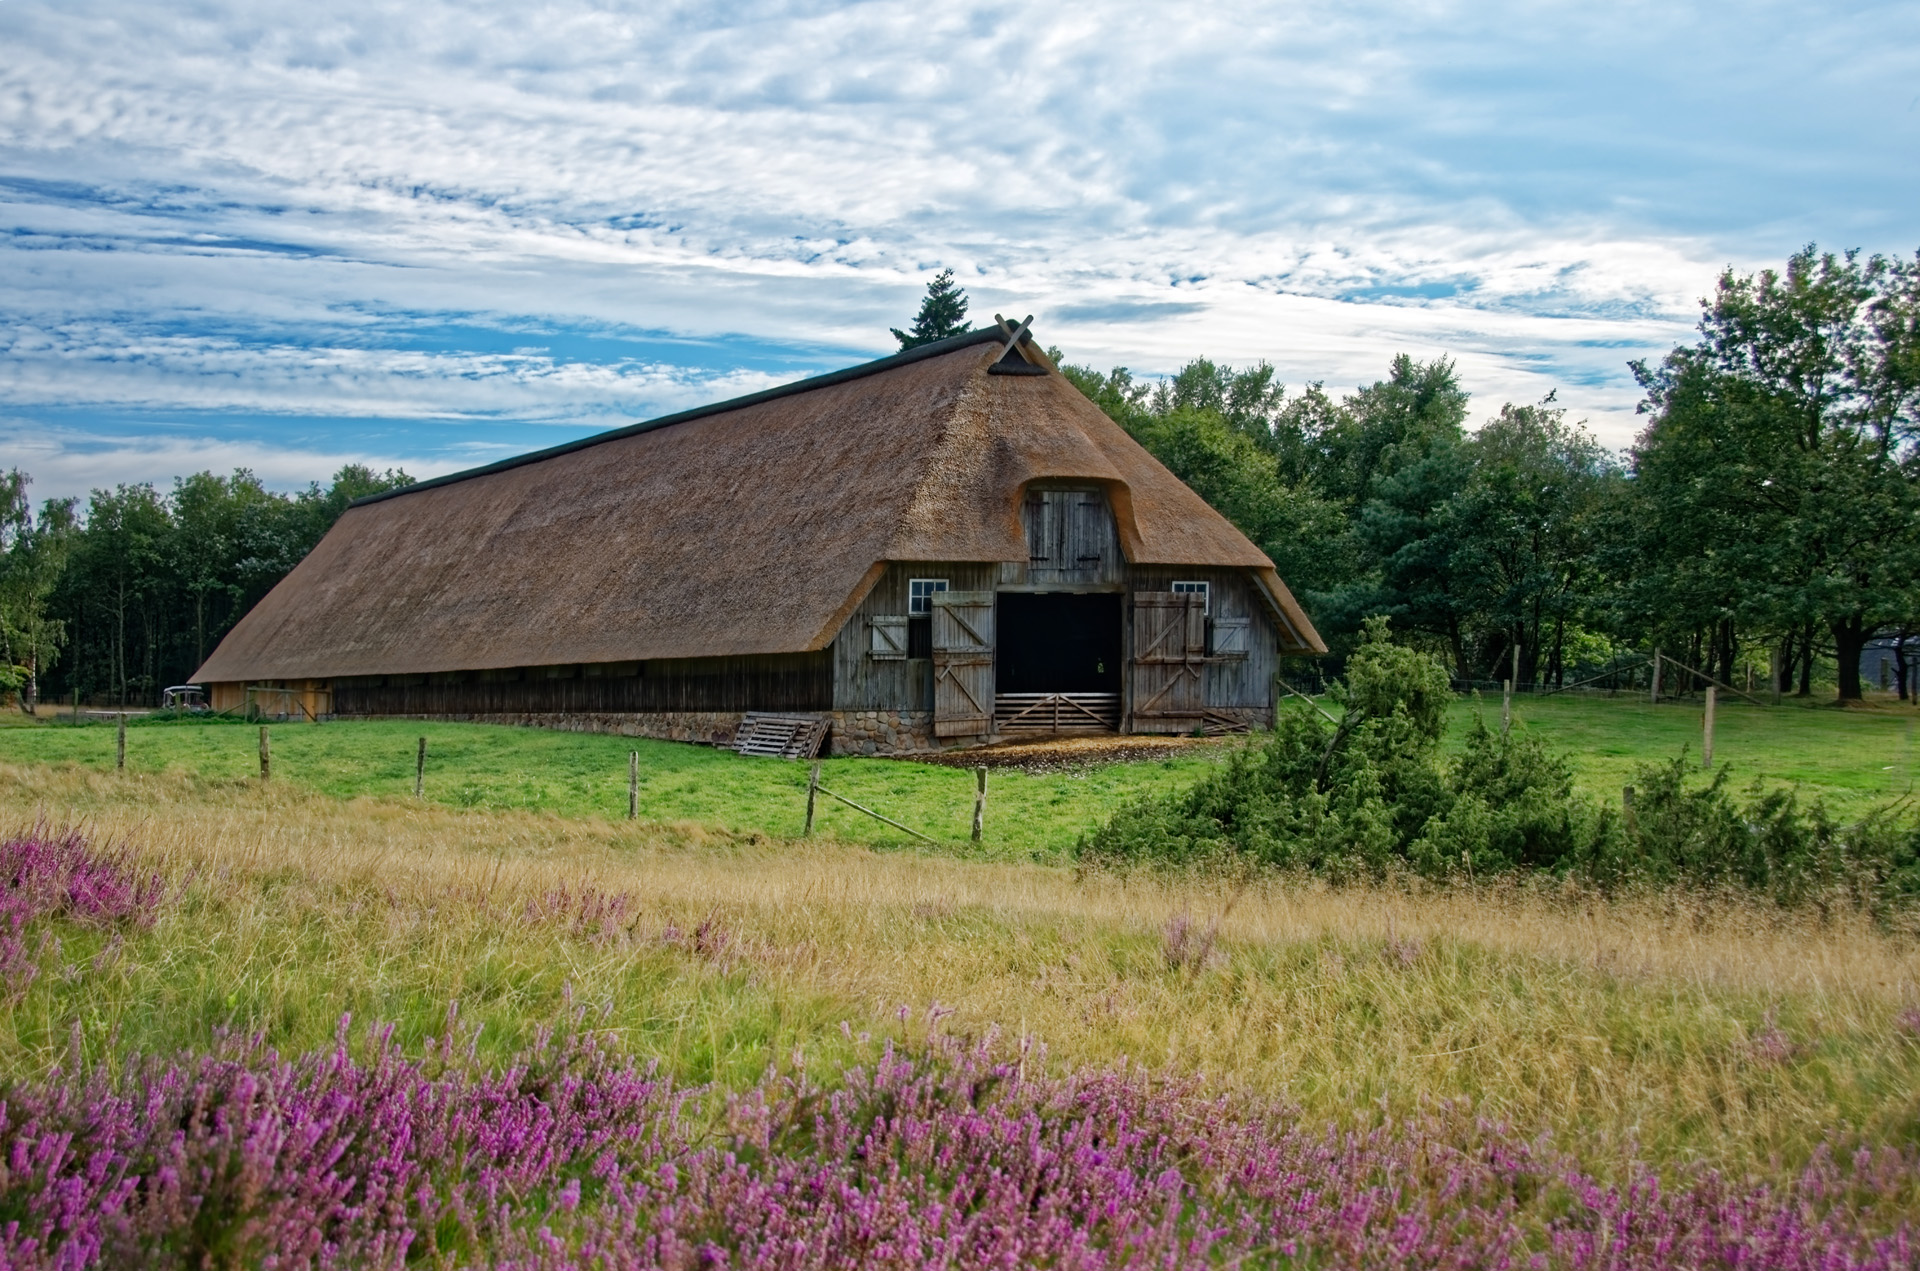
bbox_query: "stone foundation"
[333,706,1270,753]
[358,710,747,747]
[827,710,941,756]
[343,708,987,757]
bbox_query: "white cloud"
[0,0,1915,488]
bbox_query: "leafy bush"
[1082,620,1920,910]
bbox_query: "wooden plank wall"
[831,562,997,712]
[1001,486,1125,588]
[330,651,832,716]
[1129,567,1278,713]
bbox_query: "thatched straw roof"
[194,327,1324,682]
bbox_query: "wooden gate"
[932,591,995,737]
[1129,592,1206,733]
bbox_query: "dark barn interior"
[995,593,1123,694]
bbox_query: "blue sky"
[3,0,1917,500]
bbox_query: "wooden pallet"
[733,713,831,759]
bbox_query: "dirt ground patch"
[906,732,1240,774]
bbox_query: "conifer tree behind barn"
[191,325,1325,754]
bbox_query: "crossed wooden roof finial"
[988,314,1046,375]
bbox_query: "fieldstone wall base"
[364,710,748,747]
[827,710,942,756]
[341,705,1271,754]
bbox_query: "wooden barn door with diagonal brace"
[931,591,995,737]
[1129,592,1207,733]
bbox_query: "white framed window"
[1171,580,1210,614]
[908,578,949,616]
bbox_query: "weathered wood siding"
[831,562,997,712]
[829,557,1280,725]
[998,486,1125,588]
[1127,591,1207,732]
[1128,567,1278,714]
[331,652,832,716]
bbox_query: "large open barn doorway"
[994,592,1122,733]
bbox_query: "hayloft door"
[932,591,995,737]
[1129,592,1206,733]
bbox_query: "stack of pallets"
[732,713,831,759]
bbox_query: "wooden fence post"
[1702,685,1716,769]
[414,736,426,799]
[628,751,639,820]
[972,767,987,842]
[259,726,271,782]
[116,713,126,772]
[1501,680,1512,733]
[804,762,820,836]
[1511,641,1521,694]
[1650,649,1662,704]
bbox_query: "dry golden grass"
[5,759,1919,1182]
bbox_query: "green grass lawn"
[1479,690,1917,811]
[0,715,1224,857]
[0,691,1911,854]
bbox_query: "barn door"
[1129,592,1206,733]
[932,591,995,737]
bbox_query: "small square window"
[1171,580,1210,614]
[908,578,949,616]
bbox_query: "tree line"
[0,466,412,709]
[1057,245,1920,702]
[2,244,1915,709]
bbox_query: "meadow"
[2,690,1914,855]
[0,697,1916,1265]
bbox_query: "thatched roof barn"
[194,323,1323,753]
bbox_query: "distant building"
[1862,637,1911,694]
[193,324,1325,754]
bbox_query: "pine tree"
[891,270,971,349]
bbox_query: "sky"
[2,0,1918,502]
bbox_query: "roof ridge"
[350,326,1020,509]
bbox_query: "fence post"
[116,713,126,772]
[972,766,987,843]
[1511,641,1521,694]
[1501,680,1512,733]
[628,750,639,820]
[259,726,271,782]
[804,762,820,836]
[1703,685,1716,769]
[1650,649,1662,704]
[414,736,426,799]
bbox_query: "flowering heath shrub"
[0,1018,1910,1269]
[0,829,166,999]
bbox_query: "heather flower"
[1750,1008,1806,1066]
[0,1019,1909,1269]
[1161,911,1220,972]
[0,829,167,999]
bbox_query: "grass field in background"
[0,691,1913,855]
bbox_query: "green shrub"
[1082,618,1920,912]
